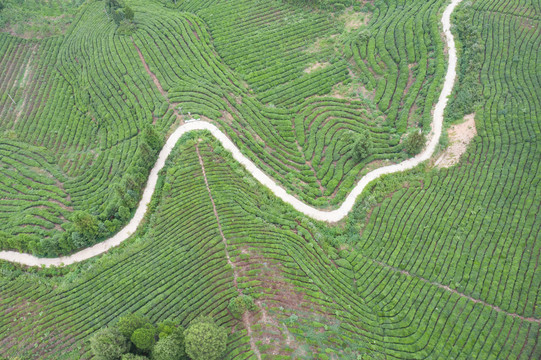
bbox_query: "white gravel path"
[0,0,461,267]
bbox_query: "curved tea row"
[0,0,462,267]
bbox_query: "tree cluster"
[106,0,135,26]
[31,125,163,257]
[90,313,227,360]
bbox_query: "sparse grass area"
[0,0,83,38]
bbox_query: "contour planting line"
[0,0,461,268]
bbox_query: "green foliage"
[90,327,130,360]
[131,326,157,351]
[283,0,354,11]
[121,354,149,360]
[106,0,135,27]
[184,317,227,360]
[156,320,180,339]
[1,1,540,359]
[124,5,134,20]
[71,211,99,241]
[404,131,426,155]
[350,130,373,162]
[152,331,187,360]
[0,0,82,36]
[143,125,164,152]
[227,295,256,318]
[112,8,125,25]
[117,314,152,339]
[445,3,483,122]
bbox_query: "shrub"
[152,331,187,360]
[184,317,227,360]
[228,295,257,318]
[404,131,426,155]
[131,326,157,351]
[124,5,134,20]
[90,327,130,360]
[71,211,99,240]
[117,314,152,339]
[350,130,374,161]
[157,320,180,339]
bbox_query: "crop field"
[0,0,451,255]
[0,0,540,358]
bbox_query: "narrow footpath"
[196,144,262,360]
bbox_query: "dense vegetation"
[0,0,449,255]
[0,0,540,358]
[1,125,539,358]
[89,312,225,360]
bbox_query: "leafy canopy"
[117,313,152,339]
[184,317,227,360]
[131,326,157,351]
[90,327,130,360]
[404,131,426,155]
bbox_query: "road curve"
[0,0,462,267]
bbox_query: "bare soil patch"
[304,61,329,74]
[435,113,477,168]
[339,9,370,31]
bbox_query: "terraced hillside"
[1,133,539,359]
[0,0,540,358]
[0,0,449,255]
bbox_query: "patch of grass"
[0,0,84,38]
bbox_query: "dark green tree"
[350,130,373,161]
[404,131,426,155]
[184,317,227,360]
[71,211,99,240]
[121,354,148,360]
[152,331,187,360]
[228,295,256,319]
[131,326,157,351]
[124,5,134,20]
[157,320,179,339]
[90,327,130,360]
[117,313,152,339]
[112,9,125,25]
[143,124,163,151]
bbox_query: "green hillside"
[0,0,449,255]
[0,0,540,358]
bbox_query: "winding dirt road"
[0,0,461,267]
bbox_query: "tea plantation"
[0,0,539,358]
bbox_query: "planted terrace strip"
[0,149,240,358]
[368,258,540,324]
[0,0,462,264]
[134,0,447,207]
[196,143,262,360]
[344,2,541,357]
[0,134,538,358]
[0,2,178,253]
[147,1,364,206]
[351,0,447,132]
